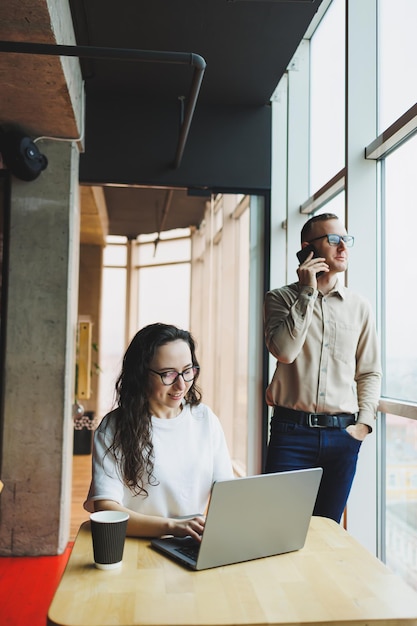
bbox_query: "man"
[264,213,381,523]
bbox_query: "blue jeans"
[264,416,362,523]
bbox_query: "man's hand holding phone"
[296,245,328,286]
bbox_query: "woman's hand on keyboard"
[167,515,206,541]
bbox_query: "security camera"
[0,128,48,181]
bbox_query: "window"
[99,196,265,477]
[309,0,345,193]
[385,414,417,591]
[134,229,191,330]
[380,136,417,592]
[191,194,265,475]
[378,0,417,132]
[99,237,127,416]
[270,0,417,593]
[382,136,417,403]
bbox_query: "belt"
[273,406,357,429]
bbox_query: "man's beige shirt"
[264,279,382,430]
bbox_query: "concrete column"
[0,139,80,555]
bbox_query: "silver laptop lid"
[195,467,322,570]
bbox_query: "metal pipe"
[174,56,205,168]
[153,188,175,255]
[0,41,206,168]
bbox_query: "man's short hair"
[301,213,339,243]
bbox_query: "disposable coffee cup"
[90,511,129,570]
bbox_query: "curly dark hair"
[109,322,201,496]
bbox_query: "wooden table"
[48,516,417,626]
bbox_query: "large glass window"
[383,136,417,403]
[98,196,263,476]
[378,0,417,132]
[382,136,417,591]
[134,229,191,330]
[272,0,417,592]
[99,237,127,416]
[99,230,191,417]
[309,0,345,193]
[385,413,417,591]
[376,0,417,592]
[190,194,264,476]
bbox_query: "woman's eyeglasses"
[309,234,354,247]
[149,366,200,386]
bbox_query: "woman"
[84,322,234,540]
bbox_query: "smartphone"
[296,244,324,277]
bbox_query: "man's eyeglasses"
[149,366,200,386]
[309,234,354,247]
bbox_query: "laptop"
[150,467,323,570]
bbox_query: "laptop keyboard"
[175,540,200,560]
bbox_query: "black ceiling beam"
[0,40,206,168]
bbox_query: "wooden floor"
[71,453,92,541]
